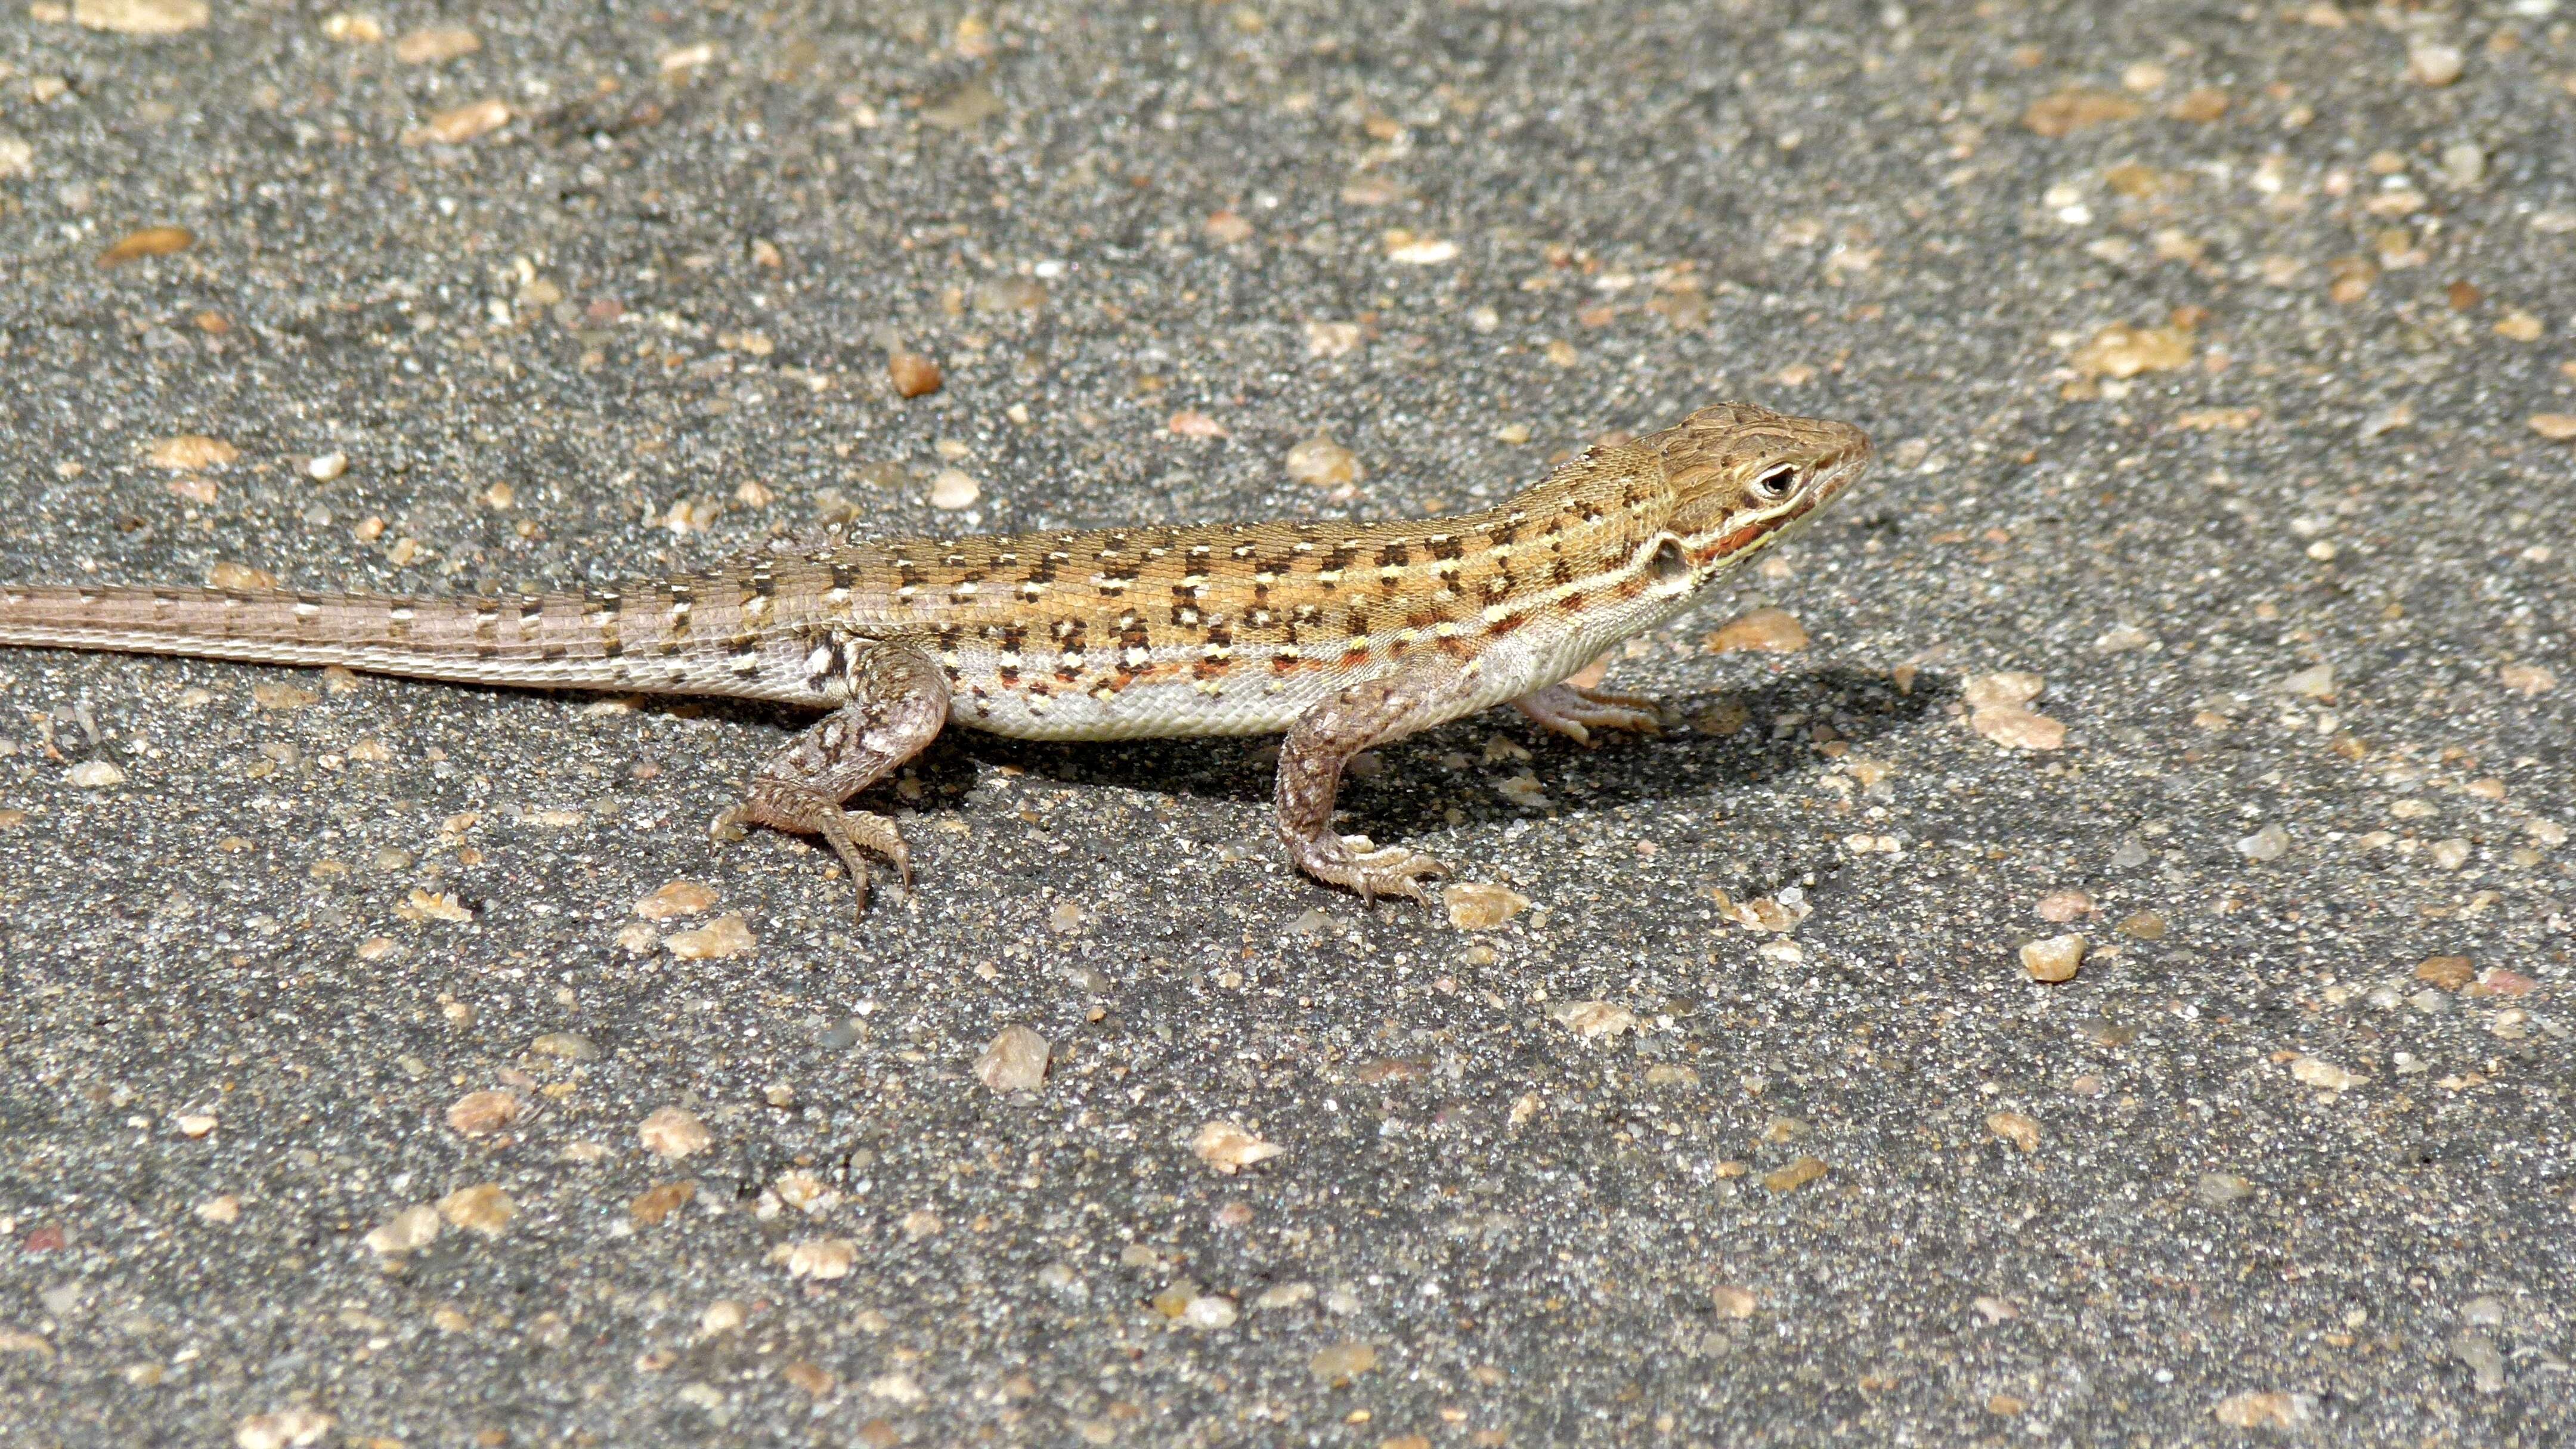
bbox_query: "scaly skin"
[0,402,1872,913]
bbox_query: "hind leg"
[710,642,949,917]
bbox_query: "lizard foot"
[713,797,911,919]
[1512,683,1670,746]
[1288,831,1447,902]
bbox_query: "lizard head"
[1645,402,1873,581]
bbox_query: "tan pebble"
[436,1183,513,1236]
[1644,1064,1699,1088]
[779,1360,835,1397]
[634,880,719,919]
[974,1024,1051,1094]
[231,1408,335,1449]
[1386,235,1457,265]
[900,1209,942,1240]
[1046,899,1085,934]
[1701,608,1808,654]
[1284,436,1363,487]
[100,225,196,269]
[1973,1295,2020,1322]
[74,0,207,35]
[1305,321,1363,358]
[638,1106,712,1159]
[779,1237,857,1280]
[2289,1056,2363,1091]
[2405,42,2463,86]
[1168,410,1229,438]
[866,1371,925,1404]
[772,1171,831,1211]
[445,1090,520,1137]
[320,13,382,44]
[0,809,26,830]
[195,1194,241,1224]
[1309,1340,1379,1383]
[2120,61,2168,92]
[2212,1391,2317,1429]
[888,351,943,398]
[206,561,280,591]
[1712,888,1812,934]
[2034,889,2094,922]
[927,469,980,510]
[2414,956,2475,991]
[362,1203,441,1255]
[1442,882,1530,930]
[528,1032,598,1062]
[2021,89,2141,137]
[1710,1285,1758,1318]
[664,914,755,959]
[2069,323,2193,378]
[2529,414,2576,442]
[68,760,126,788]
[251,683,318,711]
[2169,87,2228,122]
[2499,664,2556,695]
[401,887,473,923]
[1763,1156,1828,1193]
[1191,1120,1284,1174]
[2496,311,2545,342]
[697,1300,747,1338]
[405,99,512,146]
[1203,209,1253,244]
[1546,1000,1638,1040]
[1962,671,2046,709]
[2236,824,2290,862]
[1182,1294,1238,1329]
[1986,1111,2041,1152]
[2020,934,2085,983]
[145,434,234,470]
[174,1113,216,1138]
[392,24,478,63]
[628,1180,696,1226]
[658,41,719,75]
[2118,911,2168,940]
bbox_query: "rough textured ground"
[2,2,2572,1445]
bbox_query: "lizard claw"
[1288,831,1447,902]
[1513,683,1670,745]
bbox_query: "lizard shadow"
[918,666,1955,839]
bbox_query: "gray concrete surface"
[3,1,2572,1444]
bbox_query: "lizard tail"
[0,582,655,690]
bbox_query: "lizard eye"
[1748,465,1799,501]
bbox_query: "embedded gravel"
[2,2,2571,1446]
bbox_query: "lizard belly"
[947,670,1337,741]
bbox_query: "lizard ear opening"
[1650,536,1692,587]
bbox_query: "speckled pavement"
[2,2,2571,1445]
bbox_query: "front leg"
[1512,681,1669,746]
[1274,658,1481,902]
[710,641,949,918]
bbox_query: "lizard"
[0,402,1871,915]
